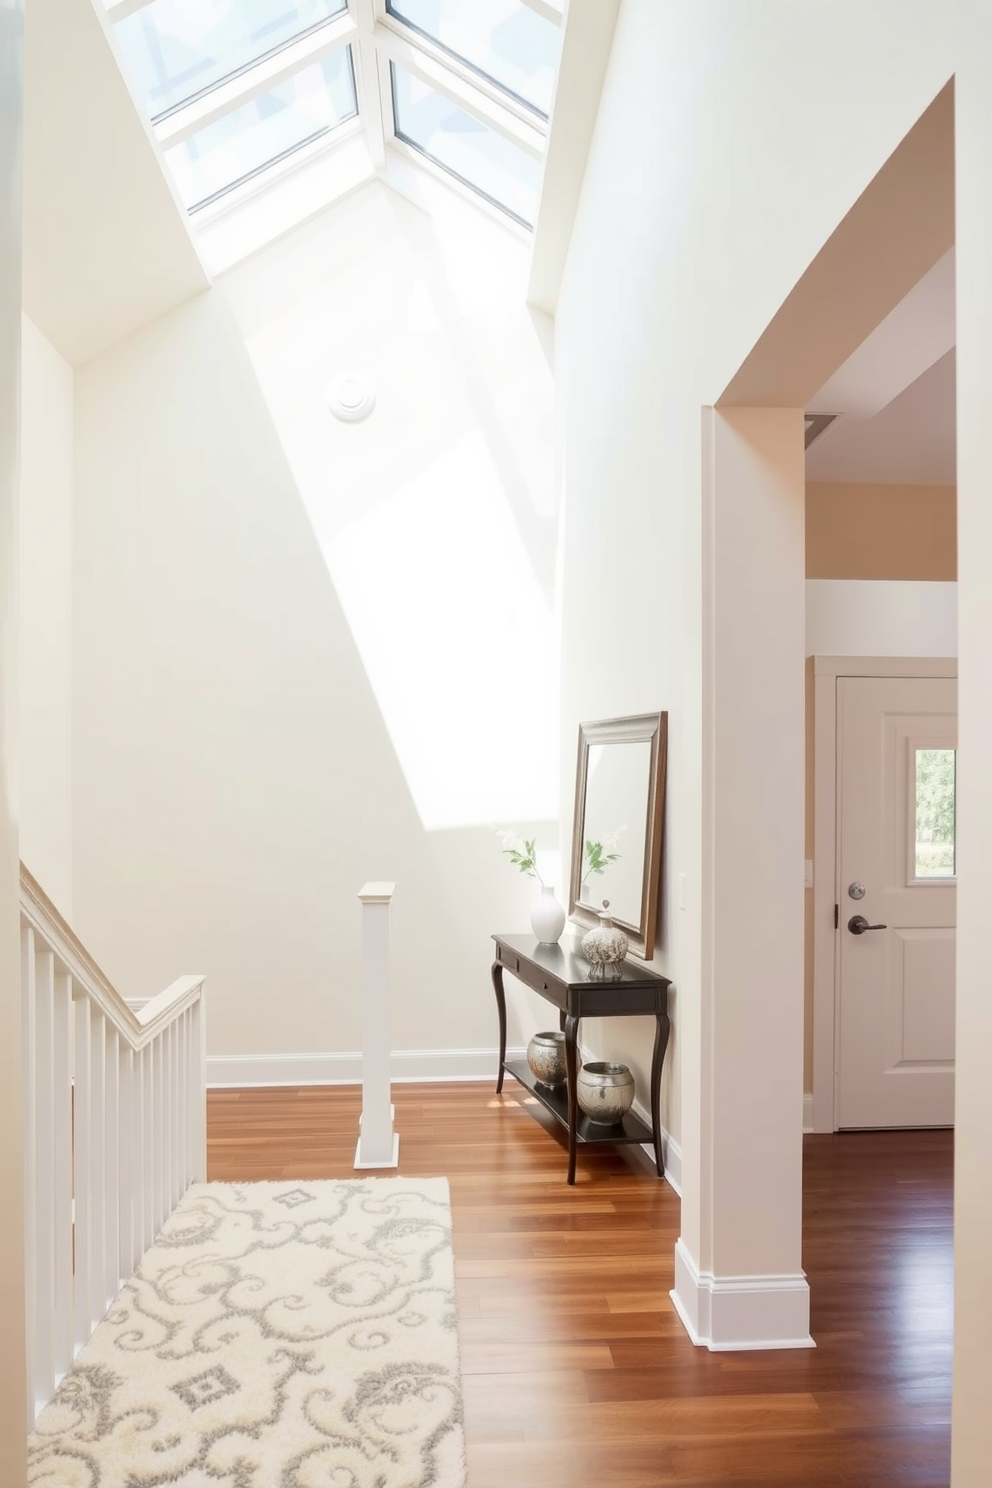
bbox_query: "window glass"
[391,63,542,226]
[386,0,560,116]
[115,0,348,119]
[165,48,357,211]
[915,749,956,878]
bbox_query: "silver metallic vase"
[576,1061,635,1124]
[526,1030,567,1087]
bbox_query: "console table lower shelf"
[502,1057,655,1148]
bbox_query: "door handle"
[848,914,887,935]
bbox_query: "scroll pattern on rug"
[29,1178,466,1487]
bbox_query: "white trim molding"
[803,1093,814,1134]
[631,1098,682,1193]
[205,1046,527,1088]
[670,1239,814,1352]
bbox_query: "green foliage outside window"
[915,749,955,878]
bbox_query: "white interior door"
[836,675,957,1128]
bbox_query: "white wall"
[71,181,558,1067]
[0,0,28,1475]
[19,314,72,916]
[554,0,990,1369]
[806,579,957,656]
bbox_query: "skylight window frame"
[175,52,362,215]
[103,0,562,259]
[373,30,545,233]
[152,11,358,149]
[373,29,545,161]
[372,0,555,136]
[379,0,561,120]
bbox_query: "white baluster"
[22,926,37,1426]
[355,882,399,1169]
[32,946,57,1415]
[154,1033,166,1234]
[89,1012,107,1333]
[73,994,92,1354]
[172,1018,181,1206]
[119,1044,135,1282]
[104,1024,120,1307]
[141,1043,153,1253]
[192,996,207,1183]
[178,1010,188,1193]
[53,969,73,1385]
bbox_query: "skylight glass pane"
[386,0,560,116]
[114,0,348,119]
[165,49,357,211]
[391,64,542,226]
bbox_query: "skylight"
[391,63,542,227]
[105,0,562,252]
[384,0,560,116]
[115,0,349,119]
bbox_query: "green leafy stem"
[585,840,620,876]
[502,838,545,886]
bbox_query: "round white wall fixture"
[326,372,376,423]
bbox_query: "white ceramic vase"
[531,885,566,945]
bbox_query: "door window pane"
[115,0,348,120]
[391,63,542,225]
[386,0,561,116]
[165,48,357,211]
[915,749,956,878]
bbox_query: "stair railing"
[20,865,206,1425]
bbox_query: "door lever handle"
[848,914,887,935]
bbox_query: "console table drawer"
[495,944,520,974]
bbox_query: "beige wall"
[807,481,956,579]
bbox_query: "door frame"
[810,655,957,1133]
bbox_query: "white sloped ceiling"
[24,0,209,367]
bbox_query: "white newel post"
[354,881,399,1170]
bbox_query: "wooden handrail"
[18,863,204,1050]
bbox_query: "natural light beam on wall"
[231,186,557,831]
[328,434,556,829]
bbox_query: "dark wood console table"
[491,933,671,1185]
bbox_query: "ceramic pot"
[526,1031,566,1087]
[577,1061,635,1125]
[531,885,566,945]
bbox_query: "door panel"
[837,675,956,1128]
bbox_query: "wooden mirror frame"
[568,712,668,960]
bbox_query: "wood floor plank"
[207,1083,953,1488]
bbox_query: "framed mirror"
[568,712,667,960]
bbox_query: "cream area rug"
[29,1179,466,1488]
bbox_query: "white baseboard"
[670,1237,814,1351]
[207,1051,683,1193]
[206,1046,526,1088]
[803,1093,814,1134]
[629,1096,681,1194]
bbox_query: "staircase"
[20,865,206,1425]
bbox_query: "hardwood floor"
[207,1083,953,1488]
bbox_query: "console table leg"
[650,1010,671,1178]
[564,1013,580,1185]
[491,963,507,1093]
